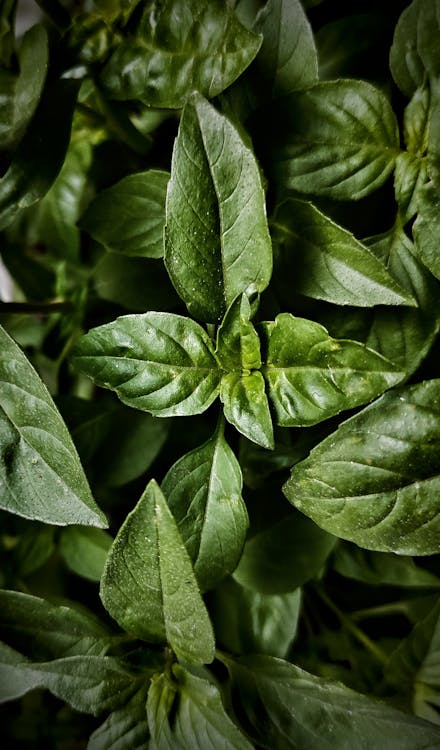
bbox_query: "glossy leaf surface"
[220,371,274,449]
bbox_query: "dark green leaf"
[88,681,150,750]
[73,312,222,417]
[10,522,55,578]
[216,295,261,372]
[0,78,78,230]
[284,380,440,555]
[390,0,440,96]
[93,255,180,312]
[271,199,414,307]
[100,480,215,664]
[261,313,403,428]
[220,370,274,449]
[333,543,440,588]
[165,93,272,322]
[254,0,318,96]
[99,0,262,108]
[233,507,336,594]
[394,151,428,223]
[413,180,440,280]
[272,80,400,201]
[225,653,440,749]
[162,423,248,592]
[147,664,253,750]
[0,325,107,527]
[81,170,169,259]
[209,577,301,658]
[316,14,388,81]
[60,526,112,582]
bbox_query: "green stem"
[316,586,388,666]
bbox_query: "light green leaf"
[386,601,440,723]
[147,664,253,750]
[209,577,301,658]
[0,325,107,527]
[413,180,440,280]
[404,85,430,155]
[88,681,150,750]
[271,199,414,307]
[224,654,440,749]
[0,78,78,230]
[284,380,440,555]
[162,423,248,592]
[390,0,440,96]
[100,480,215,665]
[0,642,38,703]
[73,312,222,418]
[93,254,179,312]
[272,79,400,201]
[216,295,261,372]
[254,0,318,95]
[0,25,48,151]
[261,313,403,428]
[165,93,272,323]
[333,543,440,589]
[81,170,169,259]
[99,0,262,108]
[220,371,274,449]
[0,590,112,660]
[60,526,112,582]
[233,507,336,594]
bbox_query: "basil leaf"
[81,170,169,259]
[261,313,403,428]
[413,180,440,281]
[216,295,261,372]
[93,255,179,312]
[233,507,336,594]
[73,312,222,418]
[316,14,388,81]
[254,0,318,96]
[271,199,414,307]
[147,664,253,750]
[9,523,55,578]
[209,577,301,658]
[272,80,400,201]
[0,78,78,230]
[220,371,274,450]
[60,527,112,582]
[0,642,37,703]
[224,654,440,749]
[100,479,215,665]
[161,423,248,592]
[0,325,107,527]
[88,682,150,750]
[390,0,440,96]
[284,380,440,555]
[333,544,440,589]
[386,601,440,723]
[165,93,272,323]
[99,0,261,108]
[0,590,111,660]
[394,151,428,224]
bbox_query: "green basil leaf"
[209,577,301,658]
[254,0,318,96]
[147,664,253,750]
[271,199,415,307]
[10,522,55,578]
[165,93,272,323]
[1,25,48,151]
[394,151,428,223]
[224,654,440,749]
[316,14,388,81]
[333,543,440,589]
[73,312,222,418]
[233,507,336,594]
[60,526,112,582]
[81,170,169,259]
[0,642,37,703]
[220,371,274,450]
[162,423,248,592]
[88,681,150,750]
[261,313,403,428]
[99,0,261,108]
[0,325,107,527]
[0,78,78,230]
[413,180,440,281]
[216,295,261,372]
[390,0,440,96]
[284,380,440,555]
[386,601,440,723]
[0,654,137,714]
[93,254,180,312]
[0,590,112,660]
[404,85,430,155]
[100,479,215,665]
[272,79,400,201]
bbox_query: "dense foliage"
[1,0,440,747]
